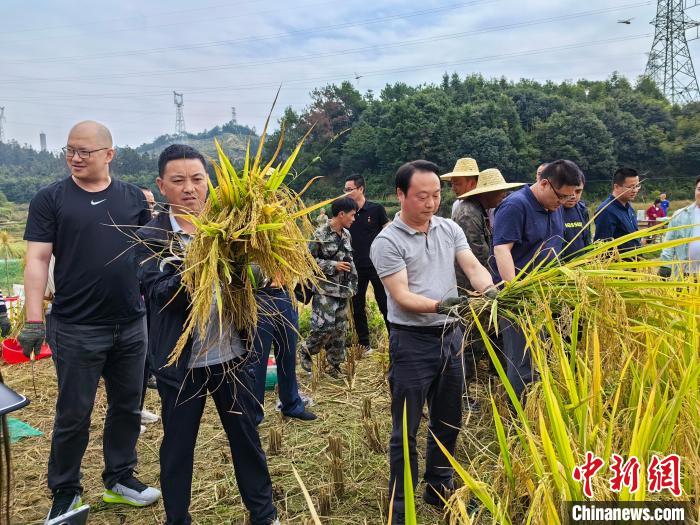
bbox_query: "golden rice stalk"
[317,485,333,517]
[268,427,283,456]
[168,116,338,364]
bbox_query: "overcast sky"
[1,0,694,151]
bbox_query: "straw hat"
[440,157,480,180]
[458,168,526,198]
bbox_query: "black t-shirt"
[24,177,151,324]
[348,200,389,269]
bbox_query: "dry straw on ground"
[6,330,496,524]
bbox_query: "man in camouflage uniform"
[300,197,359,378]
[452,167,526,410]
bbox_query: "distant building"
[40,132,47,152]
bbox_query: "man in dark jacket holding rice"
[136,144,277,525]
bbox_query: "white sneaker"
[361,345,375,357]
[139,424,146,435]
[140,409,160,424]
[103,476,161,507]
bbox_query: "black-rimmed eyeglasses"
[62,146,109,160]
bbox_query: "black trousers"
[140,358,151,412]
[387,325,464,516]
[351,266,389,347]
[500,319,533,402]
[157,362,276,525]
[45,314,147,492]
[463,330,507,384]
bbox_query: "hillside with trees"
[265,73,700,202]
[2,73,700,205]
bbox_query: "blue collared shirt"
[492,186,564,281]
[593,195,640,251]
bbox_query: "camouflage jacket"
[309,223,358,298]
[452,198,492,292]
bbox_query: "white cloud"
[0,0,676,150]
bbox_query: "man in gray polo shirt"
[370,160,496,523]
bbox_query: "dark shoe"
[285,409,317,421]
[45,490,82,522]
[422,483,453,509]
[300,349,313,374]
[463,397,481,413]
[147,375,157,389]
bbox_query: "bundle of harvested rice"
[170,118,334,364]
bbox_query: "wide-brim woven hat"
[458,168,526,198]
[440,157,480,180]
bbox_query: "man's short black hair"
[345,174,365,189]
[696,175,700,186]
[654,198,661,205]
[613,167,638,186]
[395,160,440,195]
[331,196,358,217]
[158,144,206,178]
[540,159,584,188]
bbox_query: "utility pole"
[173,91,186,139]
[0,107,5,143]
[645,0,700,103]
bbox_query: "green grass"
[0,259,22,296]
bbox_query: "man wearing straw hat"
[454,168,526,408]
[440,157,480,218]
[370,160,498,524]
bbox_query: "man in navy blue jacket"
[136,144,277,525]
[493,160,584,402]
[594,167,641,252]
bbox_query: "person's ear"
[105,148,115,164]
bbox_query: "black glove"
[436,296,471,316]
[658,266,672,279]
[483,285,499,300]
[17,321,45,359]
[0,313,11,337]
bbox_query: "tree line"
[2,72,699,205]
[265,73,700,202]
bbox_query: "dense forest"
[265,73,700,202]
[2,73,699,205]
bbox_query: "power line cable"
[0,33,654,103]
[0,0,267,36]
[9,0,615,66]
[2,3,650,83]
[0,0,362,47]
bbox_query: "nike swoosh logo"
[90,199,107,205]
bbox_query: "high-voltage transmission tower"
[230,106,237,124]
[0,107,5,143]
[645,0,700,103]
[173,91,186,138]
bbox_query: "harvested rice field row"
[5,344,501,524]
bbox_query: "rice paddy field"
[5,305,496,525]
[0,150,698,525]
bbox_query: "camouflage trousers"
[301,294,349,367]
